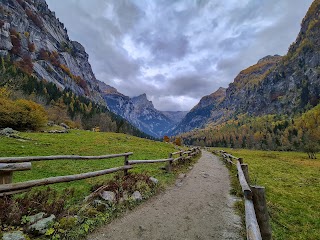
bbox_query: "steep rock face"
[0,0,103,103]
[172,0,320,136]
[169,87,226,135]
[130,94,174,138]
[161,111,188,124]
[220,0,320,118]
[99,81,175,138]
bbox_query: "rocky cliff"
[0,0,186,137]
[169,87,226,135]
[99,81,176,138]
[172,0,320,135]
[0,0,103,103]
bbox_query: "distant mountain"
[172,0,320,138]
[99,81,176,138]
[161,111,188,124]
[169,87,226,135]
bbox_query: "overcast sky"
[46,0,313,111]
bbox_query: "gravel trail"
[88,150,243,240]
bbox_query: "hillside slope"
[172,0,320,135]
[0,0,104,103]
[0,0,152,138]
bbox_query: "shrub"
[39,48,49,60]
[0,97,48,130]
[25,8,43,29]
[9,29,21,55]
[49,51,60,66]
[15,54,33,75]
[28,42,35,52]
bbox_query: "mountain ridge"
[173,0,320,145]
[99,81,179,138]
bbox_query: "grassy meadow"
[213,148,320,240]
[0,130,178,201]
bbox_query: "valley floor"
[88,150,242,240]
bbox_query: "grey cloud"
[46,0,313,111]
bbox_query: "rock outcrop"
[0,0,103,103]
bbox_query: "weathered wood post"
[241,164,250,184]
[124,155,129,175]
[0,163,32,184]
[251,186,272,240]
[0,172,12,185]
[179,151,183,163]
[166,153,173,172]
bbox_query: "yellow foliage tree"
[0,96,48,130]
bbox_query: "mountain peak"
[132,93,154,108]
[257,55,282,64]
[97,80,125,97]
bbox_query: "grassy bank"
[0,130,202,239]
[0,130,177,200]
[213,148,320,240]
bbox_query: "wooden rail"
[125,147,200,172]
[0,148,201,197]
[0,152,134,163]
[128,158,174,165]
[214,150,272,240]
[0,166,132,196]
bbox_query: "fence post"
[0,172,12,184]
[124,154,129,175]
[166,153,173,173]
[179,151,183,163]
[251,186,272,240]
[241,164,250,184]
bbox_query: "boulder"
[178,173,186,179]
[2,231,26,240]
[100,191,116,203]
[0,128,16,136]
[149,177,159,184]
[28,212,45,224]
[131,191,142,201]
[28,214,55,235]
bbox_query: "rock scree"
[88,150,243,240]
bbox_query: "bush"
[15,54,33,75]
[0,97,48,130]
[9,29,21,55]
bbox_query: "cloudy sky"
[46,0,313,111]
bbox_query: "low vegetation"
[214,148,320,240]
[0,130,199,239]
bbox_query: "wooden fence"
[0,147,201,197]
[214,150,272,240]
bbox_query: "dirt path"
[88,150,242,240]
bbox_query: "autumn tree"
[163,135,170,143]
[175,137,182,146]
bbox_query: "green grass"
[213,148,320,240]
[0,131,202,239]
[0,130,178,201]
